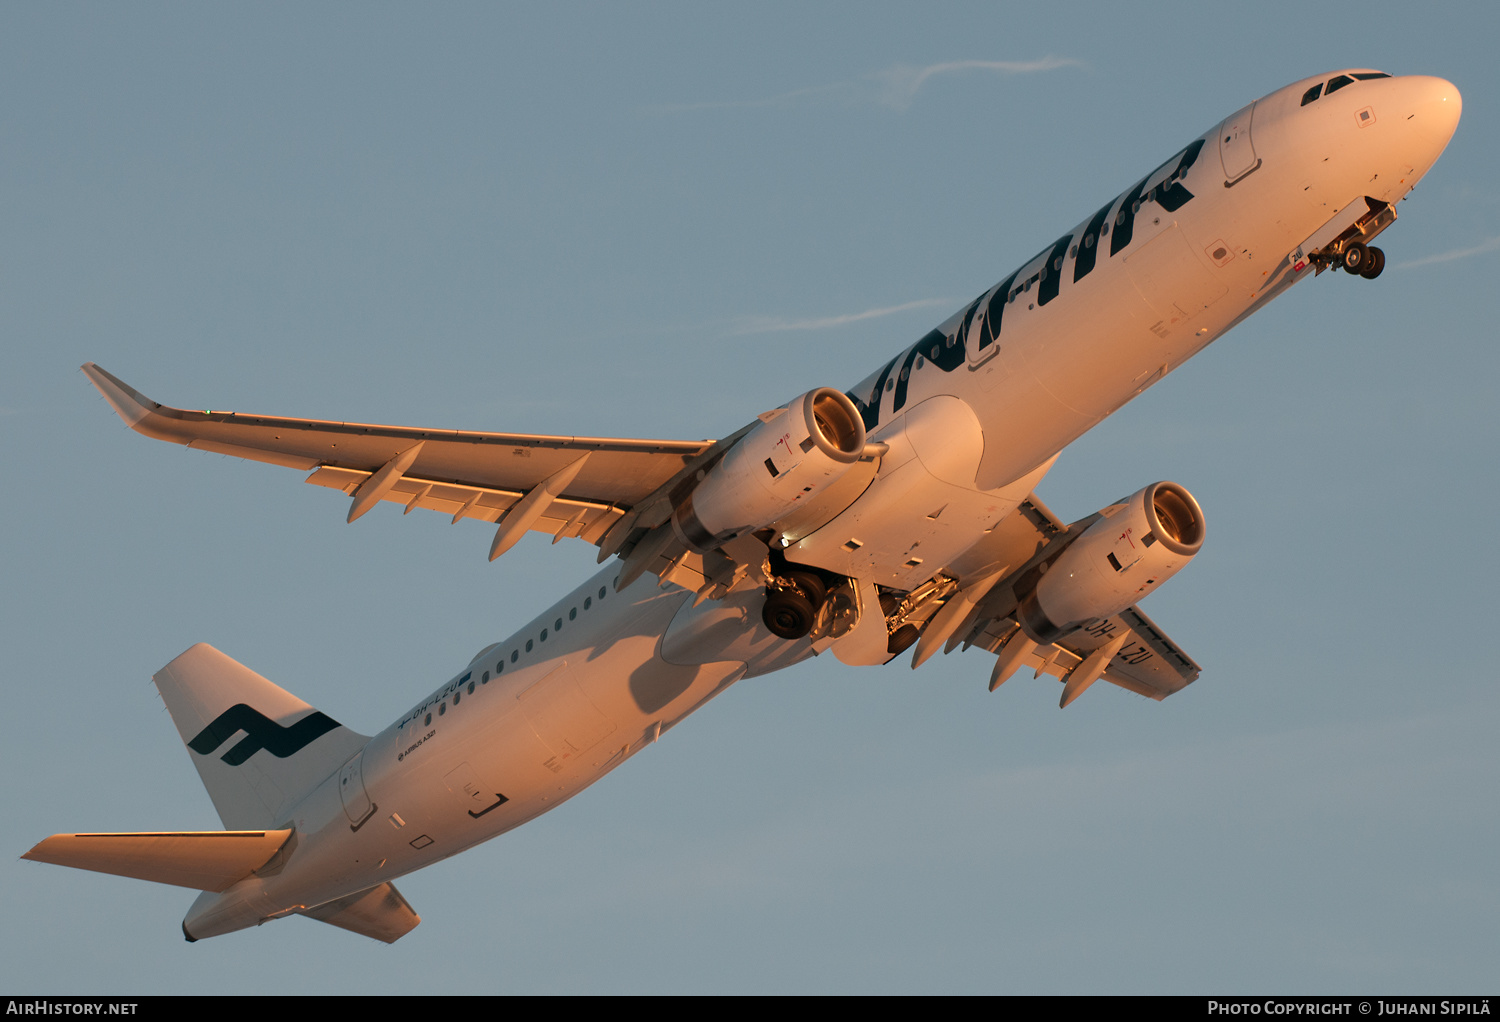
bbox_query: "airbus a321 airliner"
[26,69,1460,943]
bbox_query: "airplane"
[25,69,1461,943]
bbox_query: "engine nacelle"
[1017,481,1205,644]
[673,388,867,551]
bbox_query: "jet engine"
[1016,481,1205,644]
[672,387,867,551]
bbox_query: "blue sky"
[2,2,1496,994]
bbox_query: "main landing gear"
[762,570,828,639]
[1340,241,1386,279]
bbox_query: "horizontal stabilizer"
[22,829,292,892]
[299,882,421,944]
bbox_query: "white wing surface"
[83,363,715,555]
[939,494,1201,701]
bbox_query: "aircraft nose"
[1402,75,1462,159]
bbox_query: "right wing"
[83,363,718,559]
[967,601,1202,701]
[923,493,1201,703]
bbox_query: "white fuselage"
[185,70,1460,938]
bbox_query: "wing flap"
[22,829,293,892]
[968,607,1198,700]
[1102,604,1202,696]
[305,465,625,541]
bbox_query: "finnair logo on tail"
[188,704,340,765]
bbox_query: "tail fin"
[154,644,368,829]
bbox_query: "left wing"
[83,363,717,560]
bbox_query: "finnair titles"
[26,69,1460,943]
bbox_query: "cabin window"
[569,607,577,620]
[525,639,533,652]
[584,596,592,610]
[599,586,607,599]
[453,691,460,705]
[469,681,476,694]
[555,618,563,631]
[540,628,548,642]
[510,650,518,663]
[494,661,503,675]
[425,712,432,725]
[439,702,446,716]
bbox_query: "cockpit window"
[1302,72,1389,107]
